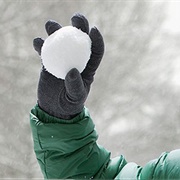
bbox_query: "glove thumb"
[65,68,87,103]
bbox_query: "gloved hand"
[33,13,104,119]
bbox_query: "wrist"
[37,101,83,120]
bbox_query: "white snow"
[41,26,91,79]
[162,2,180,34]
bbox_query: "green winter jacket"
[30,105,180,179]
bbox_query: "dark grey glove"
[33,13,104,119]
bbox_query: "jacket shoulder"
[140,149,180,179]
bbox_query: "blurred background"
[1,0,180,178]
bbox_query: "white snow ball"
[41,26,91,79]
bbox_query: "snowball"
[41,26,91,79]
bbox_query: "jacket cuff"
[30,104,88,124]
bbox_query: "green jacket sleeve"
[140,150,180,180]
[30,105,180,179]
[113,150,180,180]
[30,105,111,179]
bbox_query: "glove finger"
[71,13,89,34]
[45,20,62,36]
[81,27,104,85]
[33,37,44,55]
[89,27,104,58]
[65,68,86,102]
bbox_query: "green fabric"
[113,150,180,180]
[30,105,127,179]
[99,156,127,179]
[115,162,142,179]
[30,105,180,179]
[140,150,180,180]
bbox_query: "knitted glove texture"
[33,13,104,119]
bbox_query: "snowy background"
[1,0,180,178]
